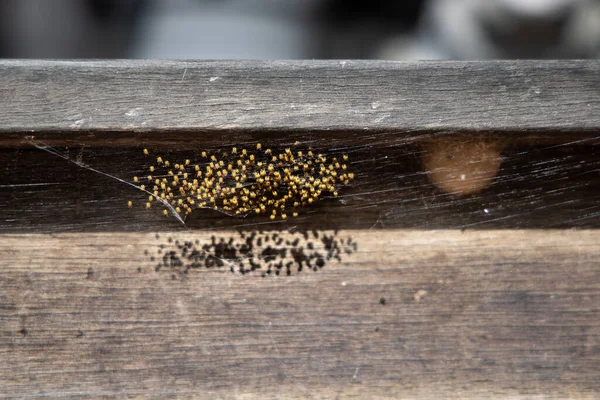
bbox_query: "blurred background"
[0,0,599,60]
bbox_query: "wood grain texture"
[0,60,599,135]
[3,137,600,232]
[1,230,599,399]
[2,60,600,398]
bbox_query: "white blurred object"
[497,0,578,17]
[379,0,600,60]
[130,0,317,59]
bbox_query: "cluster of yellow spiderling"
[128,142,354,220]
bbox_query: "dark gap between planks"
[1,129,600,232]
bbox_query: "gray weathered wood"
[0,60,598,134]
[1,60,600,399]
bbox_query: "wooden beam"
[2,60,600,398]
[0,60,598,135]
[3,137,600,232]
[1,230,599,399]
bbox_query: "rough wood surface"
[1,230,599,399]
[0,60,598,135]
[2,60,600,398]
[3,137,600,232]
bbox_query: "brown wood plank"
[1,230,599,399]
[3,136,600,232]
[0,60,599,135]
[1,60,600,399]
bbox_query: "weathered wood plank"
[0,60,598,134]
[1,60,600,399]
[3,137,600,232]
[1,230,599,399]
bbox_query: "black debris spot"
[145,230,358,278]
[379,297,386,305]
[86,267,94,279]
